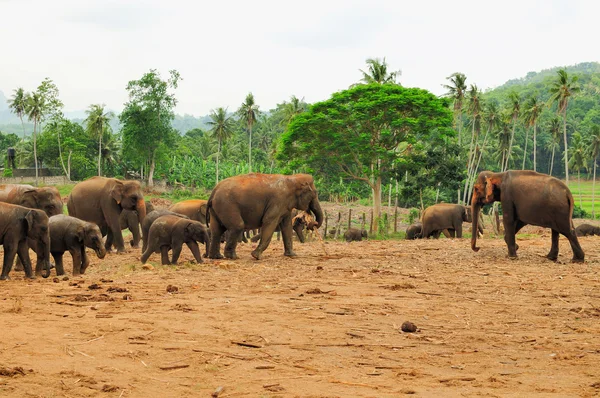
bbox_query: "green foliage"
[3,167,13,177]
[573,204,589,219]
[407,208,420,224]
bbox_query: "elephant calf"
[344,228,368,242]
[120,201,154,248]
[141,215,209,265]
[405,222,423,240]
[141,209,190,252]
[575,223,600,237]
[35,215,107,276]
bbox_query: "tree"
[504,91,521,171]
[547,116,562,175]
[463,84,482,203]
[550,68,580,183]
[237,93,259,173]
[587,125,600,218]
[85,104,114,176]
[278,84,454,231]
[8,88,28,141]
[280,96,308,127]
[25,91,45,185]
[568,132,587,208]
[359,57,401,84]
[522,95,544,171]
[443,73,467,147]
[207,107,235,183]
[120,69,181,187]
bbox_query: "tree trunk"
[505,118,517,171]
[522,128,529,170]
[388,181,391,208]
[216,139,221,184]
[463,120,477,203]
[248,123,252,173]
[550,145,555,176]
[593,160,597,219]
[98,129,102,176]
[67,150,72,181]
[563,110,569,184]
[533,121,537,172]
[19,115,26,142]
[372,176,381,233]
[57,127,69,180]
[578,170,582,210]
[148,153,156,187]
[33,119,39,186]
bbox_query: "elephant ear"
[110,182,125,204]
[22,189,39,207]
[23,210,35,235]
[485,177,501,202]
[75,225,85,242]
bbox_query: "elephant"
[141,209,190,253]
[0,184,64,217]
[249,209,310,243]
[207,173,324,260]
[575,223,600,237]
[0,202,51,280]
[67,177,146,253]
[405,222,423,239]
[471,170,584,262]
[119,201,155,248]
[344,228,368,242]
[31,215,107,276]
[421,203,476,239]
[169,200,208,224]
[140,215,210,265]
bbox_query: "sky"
[0,0,598,116]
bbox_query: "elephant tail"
[206,199,212,227]
[567,190,576,231]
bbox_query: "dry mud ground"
[1,233,600,397]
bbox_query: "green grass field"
[568,179,599,218]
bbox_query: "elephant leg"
[224,229,242,259]
[547,229,559,261]
[185,241,203,263]
[70,248,83,276]
[208,219,225,259]
[109,219,126,253]
[140,240,156,264]
[80,246,90,274]
[170,242,183,265]
[279,215,296,257]
[276,229,281,241]
[251,220,279,260]
[14,257,24,272]
[502,211,518,258]
[17,241,34,279]
[442,229,453,238]
[53,252,65,276]
[455,223,462,238]
[160,246,171,265]
[563,229,585,263]
[1,245,18,280]
[130,222,141,248]
[105,229,114,252]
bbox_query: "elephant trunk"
[309,199,324,229]
[136,198,147,223]
[95,245,107,259]
[38,238,51,278]
[471,200,482,252]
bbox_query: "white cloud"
[0,0,598,116]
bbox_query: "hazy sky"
[1,0,597,116]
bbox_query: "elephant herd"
[0,169,592,280]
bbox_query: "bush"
[407,208,420,224]
[573,205,589,219]
[3,168,13,177]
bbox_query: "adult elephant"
[421,203,474,239]
[169,200,208,224]
[471,170,584,262]
[0,184,64,217]
[67,177,146,253]
[207,173,323,260]
[0,203,51,280]
[120,201,154,248]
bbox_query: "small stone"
[316,266,323,271]
[62,276,69,281]
[401,321,417,333]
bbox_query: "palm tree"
[547,116,562,176]
[522,95,544,171]
[8,88,28,141]
[463,84,482,203]
[568,132,587,208]
[504,91,521,171]
[25,91,45,185]
[359,57,401,84]
[237,93,259,173]
[443,73,467,147]
[587,125,600,218]
[207,107,234,183]
[281,96,307,127]
[496,113,512,170]
[85,104,114,176]
[550,68,580,183]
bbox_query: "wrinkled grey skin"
[0,184,64,217]
[141,215,209,265]
[575,223,600,237]
[141,209,190,253]
[31,214,107,276]
[120,201,154,248]
[344,228,368,242]
[405,222,423,240]
[421,204,473,239]
[0,203,51,280]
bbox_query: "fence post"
[369,209,374,235]
[361,212,366,231]
[347,209,352,230]
[323,211,328,239]
[394,206,398,234]
[333,212,342,240]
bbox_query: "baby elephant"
[575,223,600,237]
[405,222,423,239]
[32,215,107,276]
[119,200,154,248]
[141,215,209,265]
[344,228,368,242]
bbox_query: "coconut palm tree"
[463,84,482,203]
[207,107,235,183]
[85,104,114,176]
[8,88,28,141]
[504,91,521,171]
[547,116,562,176]
[522,95,544,171]
[443,73,467,147]
[281,96,308,127]
[587,125,600,218]
[550,68,580,184]
[568,132,587,208]
[237,93,259,173]
[25,91,45,185]
[359,57,401,84]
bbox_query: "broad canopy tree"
[278,83,455,231]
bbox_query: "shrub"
[573,205,589,219]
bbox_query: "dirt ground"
[1,231,600,397]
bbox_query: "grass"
[567,179,599,217]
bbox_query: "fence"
[0,176,70,185]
